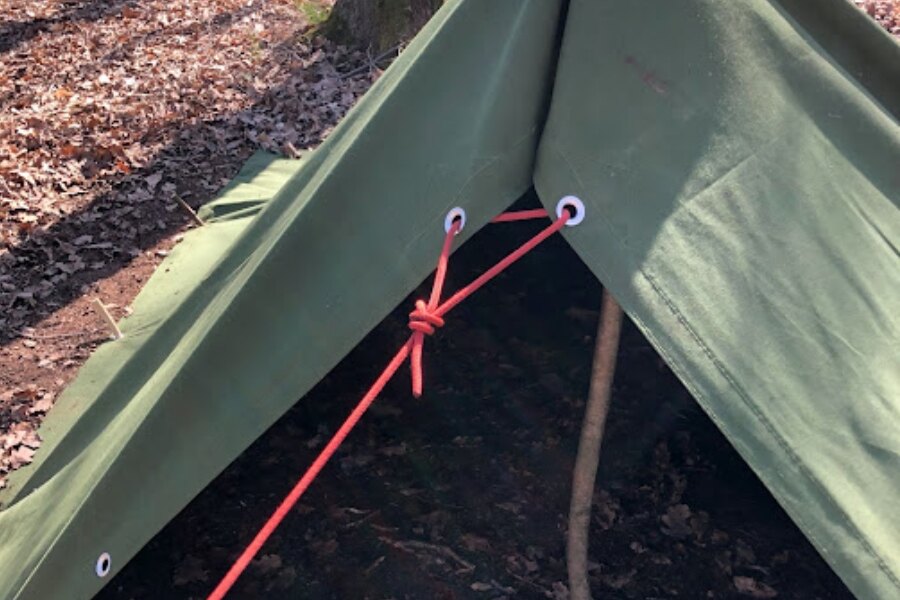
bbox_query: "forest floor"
[0,0,372,487]
[0,1,896,598]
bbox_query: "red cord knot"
[408,300,444,398]
[408,300,444,335]
[207,209,571,600]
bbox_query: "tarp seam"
[542,137,900,592]
[637,268,900,592]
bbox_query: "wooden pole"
[92,298,123,340]
[175,196,204,227]
[567,289,623,600]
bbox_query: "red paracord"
[208,207,566,599]
[490,208,550,223]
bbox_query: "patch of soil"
[98,192,853,600]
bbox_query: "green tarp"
[1,1,897,598]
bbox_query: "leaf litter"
[0,0,376,489]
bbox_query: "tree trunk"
[567,290,624,600]
[325,0,441,53]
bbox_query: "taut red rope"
[208,207,565,599]
[490,208,550,222]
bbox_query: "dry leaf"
[269,566,297,591]
[54,87,73,101]
[661,504,693,539]
[9,446,36,469]
[252,553,282,575]
[379,443,407,457]
[551,581,570,600]
[145,172,163,191]
[602,568,636,590]
[28,397,54,415]
[733,576,778,598]
[593,490,618,530]
[459,533,492,553]
[172,555,208,586]
[59,143,79,158]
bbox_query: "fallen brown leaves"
[1,0,373,303]
[0,385,53,488]
[734,575,779,598]
[0,0,379,488]
[854,0,900,35]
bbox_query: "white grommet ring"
[556,196,585,227]
[95,552,112,578]
[444,207,466,235]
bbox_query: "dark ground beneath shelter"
[97,193,853,600]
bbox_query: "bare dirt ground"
[1,1,896,598]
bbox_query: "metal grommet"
[556,196,585,227]
[444,207,466,235]
[95,552,111,578]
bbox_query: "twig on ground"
[92,298,123,340]
[364,555,385,576]
[16,328,106,341]
[506,569,551,594]
[340,44,402,79]
[377,537,475,573]
[343,509,380,529]
[175,196,205,227]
